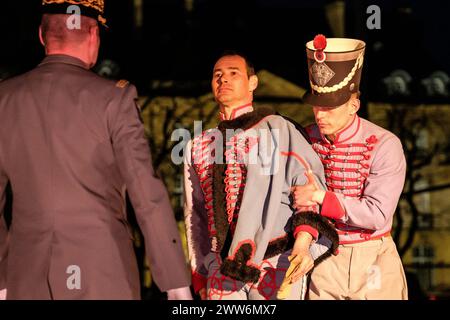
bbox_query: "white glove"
[0,289,6,300]
[166,286,193,300]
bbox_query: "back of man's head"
[40,14,98,52]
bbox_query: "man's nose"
[315,110,325,120]
[220,75,229,84]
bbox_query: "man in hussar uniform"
[0,0,191,299]
[183,51,339,300]
[291,35,408,300]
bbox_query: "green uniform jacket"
[0,55,190,299]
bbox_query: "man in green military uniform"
[0,0,191,300]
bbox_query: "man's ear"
[349,97,360,115]
[89,25,99,44]
[39,25,45,47]
[249,75,258,92]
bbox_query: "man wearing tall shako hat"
[0,0,192,299]
[291,35,408,299]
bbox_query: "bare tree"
[383,105,450,258]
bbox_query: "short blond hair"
[41,14,97,48]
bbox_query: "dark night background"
[1,0,449,101]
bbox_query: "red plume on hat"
[313,34,327,63]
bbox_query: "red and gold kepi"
[303,34,366,107]
[41,0,107,27]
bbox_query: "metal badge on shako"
[311,62,335,87]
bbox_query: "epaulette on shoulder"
[116,79,129,89]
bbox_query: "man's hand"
[287,250,314,284]
[291,170,325,210]
[277,232,314,299]
[167,286,193,300]
[289,232,314,283]
[0,289,6,300]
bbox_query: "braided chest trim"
[311,135,378,197]
[192,108,276,253]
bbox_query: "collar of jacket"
[219,103,254,121]
[38,54,89,70]
[217,107,275,132]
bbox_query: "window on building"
[412,244,435,290]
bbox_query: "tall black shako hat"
[303,34,366,107]
[41,0,107,27]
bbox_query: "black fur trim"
[213,107,276,254]
[263,234,295,260]
[212,162,229,250]
[220,243,261,283]
[291,212,339,266]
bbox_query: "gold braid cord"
[311,52,364,94]
[42,0,104,14]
